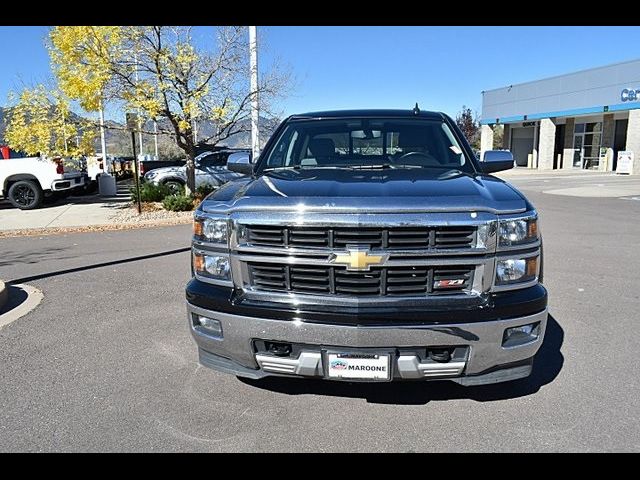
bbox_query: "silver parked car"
[143,149,251,194]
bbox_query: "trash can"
[98,174,117,197]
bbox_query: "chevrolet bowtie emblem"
[330,248,387,271]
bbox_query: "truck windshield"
[261,118,475,173]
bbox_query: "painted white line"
[0,284,44,330]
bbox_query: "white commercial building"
[480,58,640,174]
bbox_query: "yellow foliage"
[49,26,123,112]
[178,119,190,132]
[5,85,97,159]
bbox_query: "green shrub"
[162,194,195,212]
[195,183,216,198]
[130,182,172,203]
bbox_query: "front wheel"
[163,180,184,195]
[7,180,44,210]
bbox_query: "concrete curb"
[0,284,44,330]
[0,280,7,311]
[0,217,193,238]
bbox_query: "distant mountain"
[0,106,280,159]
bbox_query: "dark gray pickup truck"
[185,108,547,386]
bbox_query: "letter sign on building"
[621,89,640,102]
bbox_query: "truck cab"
[185,109,547,386]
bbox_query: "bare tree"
[109,26,290,191]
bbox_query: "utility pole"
[249,26,260,160]
[134,52,143,156]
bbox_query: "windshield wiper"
[347,164,426,170]
[347,164,392,170]
[264,165,355,172]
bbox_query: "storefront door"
[573,134,583,168]
[573,122,602,170]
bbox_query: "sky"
[1,25,640,120]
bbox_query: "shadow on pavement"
[0,181,131,210]
[0,285,29,315]
[239,314,564,405]
[7,247,190,284]
[0,198,71,210]
[0,246,73,268]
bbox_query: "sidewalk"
[0,182,193,237]
[0,185,130,231]
[495,167,619,178]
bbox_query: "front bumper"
[186,297,548,386]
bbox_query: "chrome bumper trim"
[255,352,323,376]
[187,302,548,380]
[254,352,467,379]
[396,356,466,379]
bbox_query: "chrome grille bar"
[228,211,498,301]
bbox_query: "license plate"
[326,352,391,381]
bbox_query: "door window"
[574,122,603,170]
[198,153,226,168]
[573,134,583,167]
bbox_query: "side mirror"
[226,151,253,175]
[480,150,514,174]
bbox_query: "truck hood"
[202,168,528,214]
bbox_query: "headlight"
[193,252,231,281]
[194,217,228,244]
[498,215,538,247]
[495,256,538,285]
[145,171,158,179]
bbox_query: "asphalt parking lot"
[1,171,639,452]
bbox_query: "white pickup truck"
[0,155,88,210]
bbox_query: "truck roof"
[289,109,446,120]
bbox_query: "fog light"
[192,314,223,338]
[503,322,540,348]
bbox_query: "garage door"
[510,127,535,167]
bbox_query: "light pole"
[99,99,108,171]
[97,98,117,196]
[134,51,144,157]
[153,119,159,159]
[249,26,260,160]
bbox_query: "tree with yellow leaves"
[48,26,291,193]
[5,85,97,162]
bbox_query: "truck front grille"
[248,263,474,297]
[245,225,476,250]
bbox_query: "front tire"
[163,179,185,195]
[7,180,43,210]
